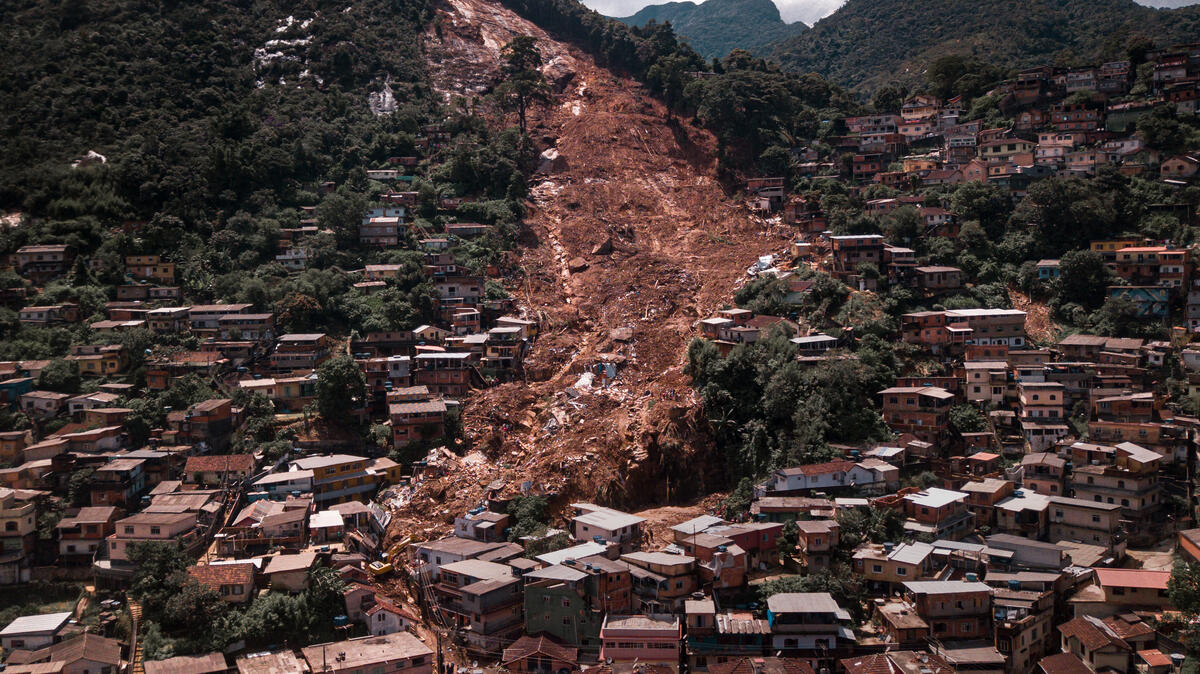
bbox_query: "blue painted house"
[1036,259,1061,280]
[0,377,34,410]
[1109,285,1170,317]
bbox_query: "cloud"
[773,0,845,24]
[580,0,846,22]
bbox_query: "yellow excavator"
[369,538,411,577]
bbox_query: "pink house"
[599,614,681,671]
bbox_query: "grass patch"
[0,582,86,626]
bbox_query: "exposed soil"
[390,0,794,543]
[1010,288,1058,345]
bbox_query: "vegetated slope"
[389,0,794,540]
[771,0,1200,91]
[0,0,434,219]
[613,0,808,59]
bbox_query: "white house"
[366,598,414,636]
[0,611,73,651]
[760,459,890,495]
[569,504,645,552]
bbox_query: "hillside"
[0,0,439,221]
[614,0,807,59]
[771,0,1200,90]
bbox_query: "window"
[896,567,907,576]
[872,565,883,573]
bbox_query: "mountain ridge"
[770,0,1200,90]
[614,0,807,59]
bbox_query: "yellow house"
[289,454,378,505]
[902,156,939,173]
[979,138,1035,160]
[0,430,33,465]
[66,345,127,376]
[371,457,404,485]
[125,255,177,283]
[1089,238,1146,260]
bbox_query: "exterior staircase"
[128,596,144,674]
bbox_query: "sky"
[588,0,1199,26]
[587,0,844,23]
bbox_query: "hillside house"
[879,386,954,445]
[900,488,974,540]
[903,580,993,641]
[570,504,645,552]
[12,245,74,283]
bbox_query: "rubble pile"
[387,0,792,546]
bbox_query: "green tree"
[128,542,191,620]
[777,520,799,557]
[523,531,574,559]
[67,468,95,508]
[1056,249,1112,310]
[950,181,1011,238]
[836,507,905,549]
[721,478,755,520]
[507,495,551,540]
[315,191,370,249]
[37,359,80,394]
[161,580,228,635]
[949,404,988,433]
[496,37,551,136]
[315,355,367,425]
[871,85,904,113]
[1167,560,1200,649]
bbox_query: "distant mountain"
[770,0,1200,91]
[614,0,808,59]
[1136,0,1200,7]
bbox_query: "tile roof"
[144,652,230,674]
[1036,652,1092,674]
[709,658,815,674]
[1093,567,1170,590]
[1058,615,1129,652]
[778,460,856,476]
[501,635,579,666]
[1138,649,1173,667]
[187,562,255,590]
[184,454,254,473]
[1104,615,1155,640]
[23,633,123,668]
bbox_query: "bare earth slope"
[390,0,793,540]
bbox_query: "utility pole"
[436,630,444,674]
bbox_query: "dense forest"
[770,0,1200,91]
